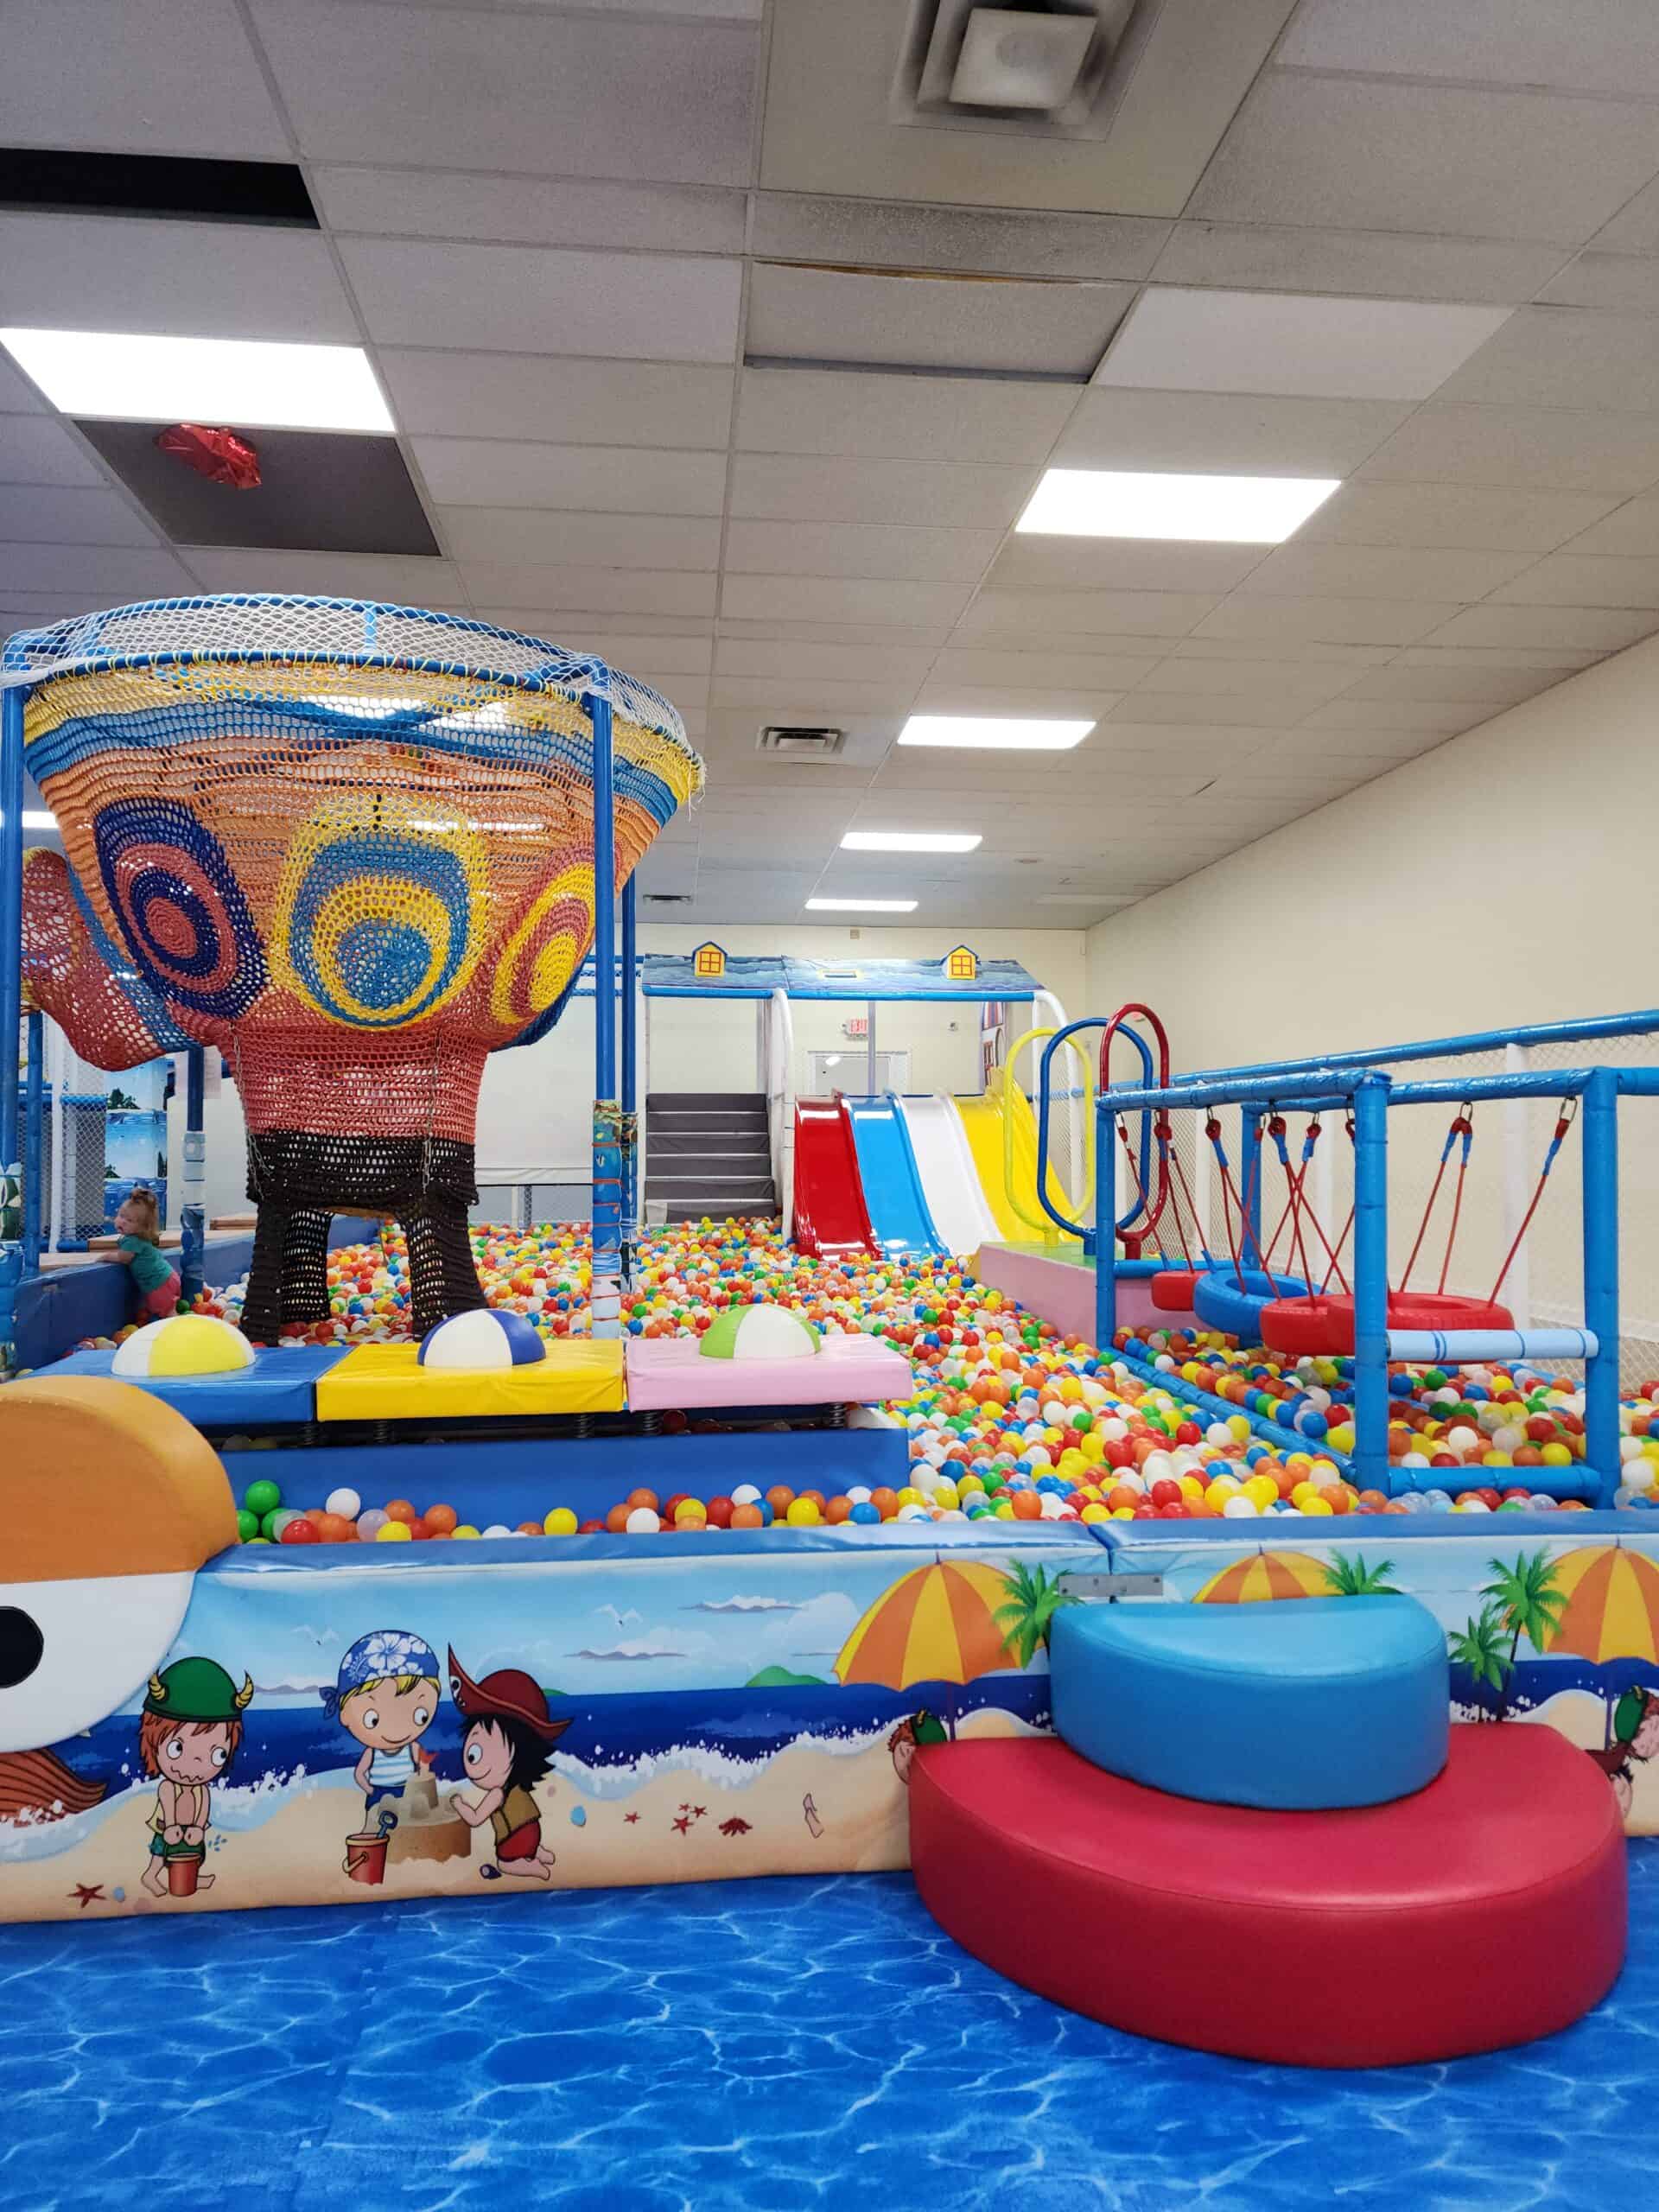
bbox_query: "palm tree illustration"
[1322,1551,1403,1598]
[1481,1552,1568,1722]
[991,1563,1079,1669]
[1448,1604,1511,1718]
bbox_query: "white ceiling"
[4,0,1659,925]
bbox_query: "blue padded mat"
[31,1344,347,1426]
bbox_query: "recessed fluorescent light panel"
[806,897,918,912]
[0,328,394,433]
[840,830,982,854]
[20,811,56,830]
[899,715,1093,751]
[1018,467,1339,543]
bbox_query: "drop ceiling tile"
[1298,483,1617,554]
[413,441,726,516]
[1550,499,1659,558]
[179,547,461,600]
[0,215,355,341]
[745,264,1134,378]
[713,639,936,685]
[1357,404,1659,496]
[1300,698,1490,734]
[555,633,713,677]
[1334,665,1568,705]
[1536,255,1659,315]
[1487,552,1659,607]
[1424,604,1659,651]
[1150,220,1566,307]
[987,538,1268,595]
[720,575,973,628]
[461,568,718,618]
[1188,73,1659,245]
[441,509,720,572]
[910,684,1127,720]
[1397,645,1602,673]
[734,368,1076,465]
[0,418,106,489]
[748,194,1168,280]
[1094,288,1511,401]
[1434,309,1659,412]
[1167,637,1397,668]
[251,1,755,185]
[931,647,1161,690]
[339,240,742,361]
[1132,658,1354,702]
[1103,693,1313,729]
[1191,596,1462,645]
[0,545,191,597]
[1239,543,1533,601]
[476,607,715,645]
[0,487,157,548]
[729,454,1030,531]
[1269,724,1446,762]
[1591,176,1659,255]
[314,168,746,255]
[378,354,732,449]
[0,0,290,159]
[723,519,998,584]
[716,620,952,652]
[710,675,917,717]
[957,590,1219,640]
[1280,0,1659,96]
[1054,388,1408,476]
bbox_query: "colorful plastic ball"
[357,1508,389,1541]
[324,1485,362,1521]
[235,1508,259,1542]
[423,1503,459,1535]
[626,1507,662,1534]
[785,1497,822,1527]
[244,1478,282,1518]
[374,1520,412,1542]
[543,1507,579,1535]
[849,1501,881,1524]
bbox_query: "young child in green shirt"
[111,1188,181,1322]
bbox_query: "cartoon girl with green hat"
[138,1656,252,1898]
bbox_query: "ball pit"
[181,1217,1653,1542]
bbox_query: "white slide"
[897,1093,1001,1258]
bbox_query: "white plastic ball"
[626,1507,662,1534]
[325,1486,361,1521]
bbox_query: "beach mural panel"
[1109,1528,1659,1836]
[0,1530,1099,1924]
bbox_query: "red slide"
[792,1097,876,1260]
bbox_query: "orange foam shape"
[0,1377,237,1581]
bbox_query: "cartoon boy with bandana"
[321,1630,441,1827]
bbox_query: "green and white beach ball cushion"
[698,1305,822,1362]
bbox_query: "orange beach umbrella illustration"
[1539,1546,1659,1665]
[834,1560,1019,1722]
[1194,1550,1333,1604]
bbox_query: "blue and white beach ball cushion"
[418,1309,547,1370]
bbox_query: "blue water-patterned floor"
[3,1848,1656,2212]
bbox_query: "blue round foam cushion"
[1049,1594,1449,1811]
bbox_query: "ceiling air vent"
[643,893,693,906]
[758,725,845,757]
[892,0,1162,141]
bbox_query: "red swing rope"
[1204,1116,1295,1293]
[1396,1104,1474,1296]
[1488,1098,1577,1304]
[1269,1116,1352,1299]
[1161,1126,1205,1266]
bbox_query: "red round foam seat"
[1150,1268,1201,1310]
[909,1726,1624,2067]
[1260,1289,1514,1357]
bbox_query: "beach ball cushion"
[112,1313,255,1379]
[418,1308,546,1370]
[699,1305,821,1363]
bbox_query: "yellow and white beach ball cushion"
[112,1313,255,1379]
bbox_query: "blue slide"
[844,1095,944,1261]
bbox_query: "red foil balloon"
[155,423,261,489]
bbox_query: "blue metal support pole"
[0,683,24,1364]
[1581,1065,1620,1505]
[180,1043,206,1305]
[1351,1073,1391,1496]
[1094,1098,1116,1352]
[589,690,620,1338]
[1241,1108,1263,1255]
[22,1007,42,1274]
[620,870,638,1281]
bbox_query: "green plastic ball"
[244,1477,283,1517]
[236,1508,259,1542]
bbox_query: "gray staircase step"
[648,1127,771,1161]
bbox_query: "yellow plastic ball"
[543,1507,578,1535]
[786,1497,822,1527]
[1302,1495,1335,1516]
[453,1524,481,1540]
[375,1521,412,1543]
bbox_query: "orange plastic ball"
[423,1503,459,1535]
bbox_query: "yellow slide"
[956,1085,1081,1247]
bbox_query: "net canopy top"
[0,593,690,753]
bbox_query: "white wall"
[1085,633,1659,1072]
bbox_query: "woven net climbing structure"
[6,596,702,1339]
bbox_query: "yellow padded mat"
[315,1338,626,1421]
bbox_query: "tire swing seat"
[1191,1266,1310,1341]
[1261,1289,1514,1359]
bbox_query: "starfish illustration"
[678,1801,691,1813]
[691,1805,707,1820]
[68,1883,105,1910]
[623,1811,639,1824]
[719,1817,752,1837]
[671,1815,692,1834]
